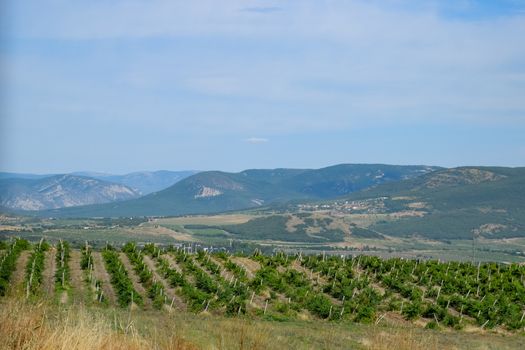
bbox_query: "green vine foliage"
[0,238,30,296]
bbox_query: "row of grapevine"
[170,248,239,313]
[250,251,340,319]
[55,240,71,294]
[80,242,105,303]
[25,239,49,298]
[2,239,524,331]
[153,252,209,312]
[301,254,385,322]
[0,238,30,296]
[193,250,251,315]
[101,246,142,307]
[122,242,166,309]
[300,253,525,330]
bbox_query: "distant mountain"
[41,164,440,217]
[0,172,55,180]
[72,170,198,195]
[334,167,525,240]
[281,164,437,198]
[0,175,140,210]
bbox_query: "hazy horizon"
[4,161,525,177]
[2,0,525,174]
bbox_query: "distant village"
[296,197,388,214]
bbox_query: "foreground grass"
[1,296,524,350]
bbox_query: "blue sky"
[1,0,525,174]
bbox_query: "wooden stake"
[375,314,385,325]
[481,319,490,329]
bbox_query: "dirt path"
[208,256,235,282]
[230,257,288,306]
[42,248,56,300]
[207,256,266,309]
[163,253,200,286]
[119,253,152,309]
[290,260,341,305]
[231,257,260,279]
[163,254,183,274]
[143,255,186,311]
[69,250,85,304]
[292,260,328,286]
[9,251,30,295]
[92,252,116,305]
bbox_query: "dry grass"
[156,214,254,226]
[363,330,440,350]
[0,297,197,350]
[1,296,523,350]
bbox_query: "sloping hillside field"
[1,238,524,349]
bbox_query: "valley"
[2,164,525,349]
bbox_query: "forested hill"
[38,164,439,217]
[335,167,525,239]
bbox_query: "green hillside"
[337,167,525,240]
[36,164,438,218]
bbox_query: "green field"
[3,213,525,263]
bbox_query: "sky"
[1,0,525,174]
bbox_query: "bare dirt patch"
[125,226,195,242]
[42,249,56,299]
[327,218,351,235]
[290,260,342,305]
[156,214,254,226]
[9,251,30,295]
[92,252,116,305]
[208,256,235,281]
[68,250,85,304]
[209,256,266,310]
[119,253,151,308]
[142,255,186,311]
[285,215,304,232]
[162,254,184,274]
[231,257,260,279]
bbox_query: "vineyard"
[1,238,525,334]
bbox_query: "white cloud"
[5,0,525,136]
[244,137,269,144]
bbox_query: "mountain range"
[37,164,440,217]
[2,164,524,241]
[0,170,197,211]
[0,175,140,211]
[71,170,198,194]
